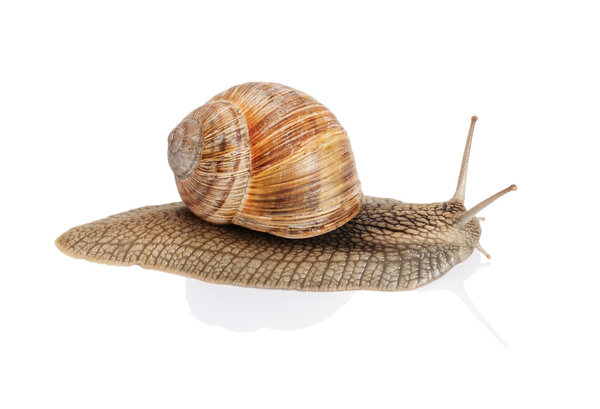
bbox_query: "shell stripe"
[179,82,363,238]
[175,101,251,224]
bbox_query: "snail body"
[56,82,516,291]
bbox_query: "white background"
[1,1,599,408]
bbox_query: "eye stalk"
[168,117,203,180]
[455,184,517,228]
[450,116,517,258]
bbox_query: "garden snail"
[56,82,516,291]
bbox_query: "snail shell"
[167,82,364,239]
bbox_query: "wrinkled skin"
[56,196,481,291]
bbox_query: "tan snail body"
[56,82,516,291]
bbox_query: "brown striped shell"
[167,82,364,239]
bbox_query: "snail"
[56,82,516,291]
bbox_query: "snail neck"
[350,198,481,249]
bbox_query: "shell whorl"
[168,82,364,238]
[167,117,203,180]
[170,100,251,225]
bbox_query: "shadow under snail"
[56,82,516,291]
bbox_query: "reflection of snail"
[56,82,516,291]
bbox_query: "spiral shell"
[167,82,363,239]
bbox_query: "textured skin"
[170,82,363,239]
[55,196,482,291]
